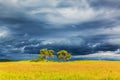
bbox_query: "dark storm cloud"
[90,0,120,9]
[0,0,119,40]
[0,0,120,60]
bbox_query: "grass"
[0,60,120,80]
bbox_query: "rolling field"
[0,60,120,80]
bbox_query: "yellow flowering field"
[0,60,120,80]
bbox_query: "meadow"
[0,60,120,80]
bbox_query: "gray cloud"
[0,0,119,26]
[0,0,120,59]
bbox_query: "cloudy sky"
[0,0,120,60]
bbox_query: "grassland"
[0,60,120,80]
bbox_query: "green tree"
[39,49,54,61]
[57,50,71,61]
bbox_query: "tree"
[57,50,71,61]
[39,49,54,60]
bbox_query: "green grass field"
[0,60,120,80]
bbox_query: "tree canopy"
[57,50,71,61]
[39,49,54,60]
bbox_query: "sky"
[0,0,120,60]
